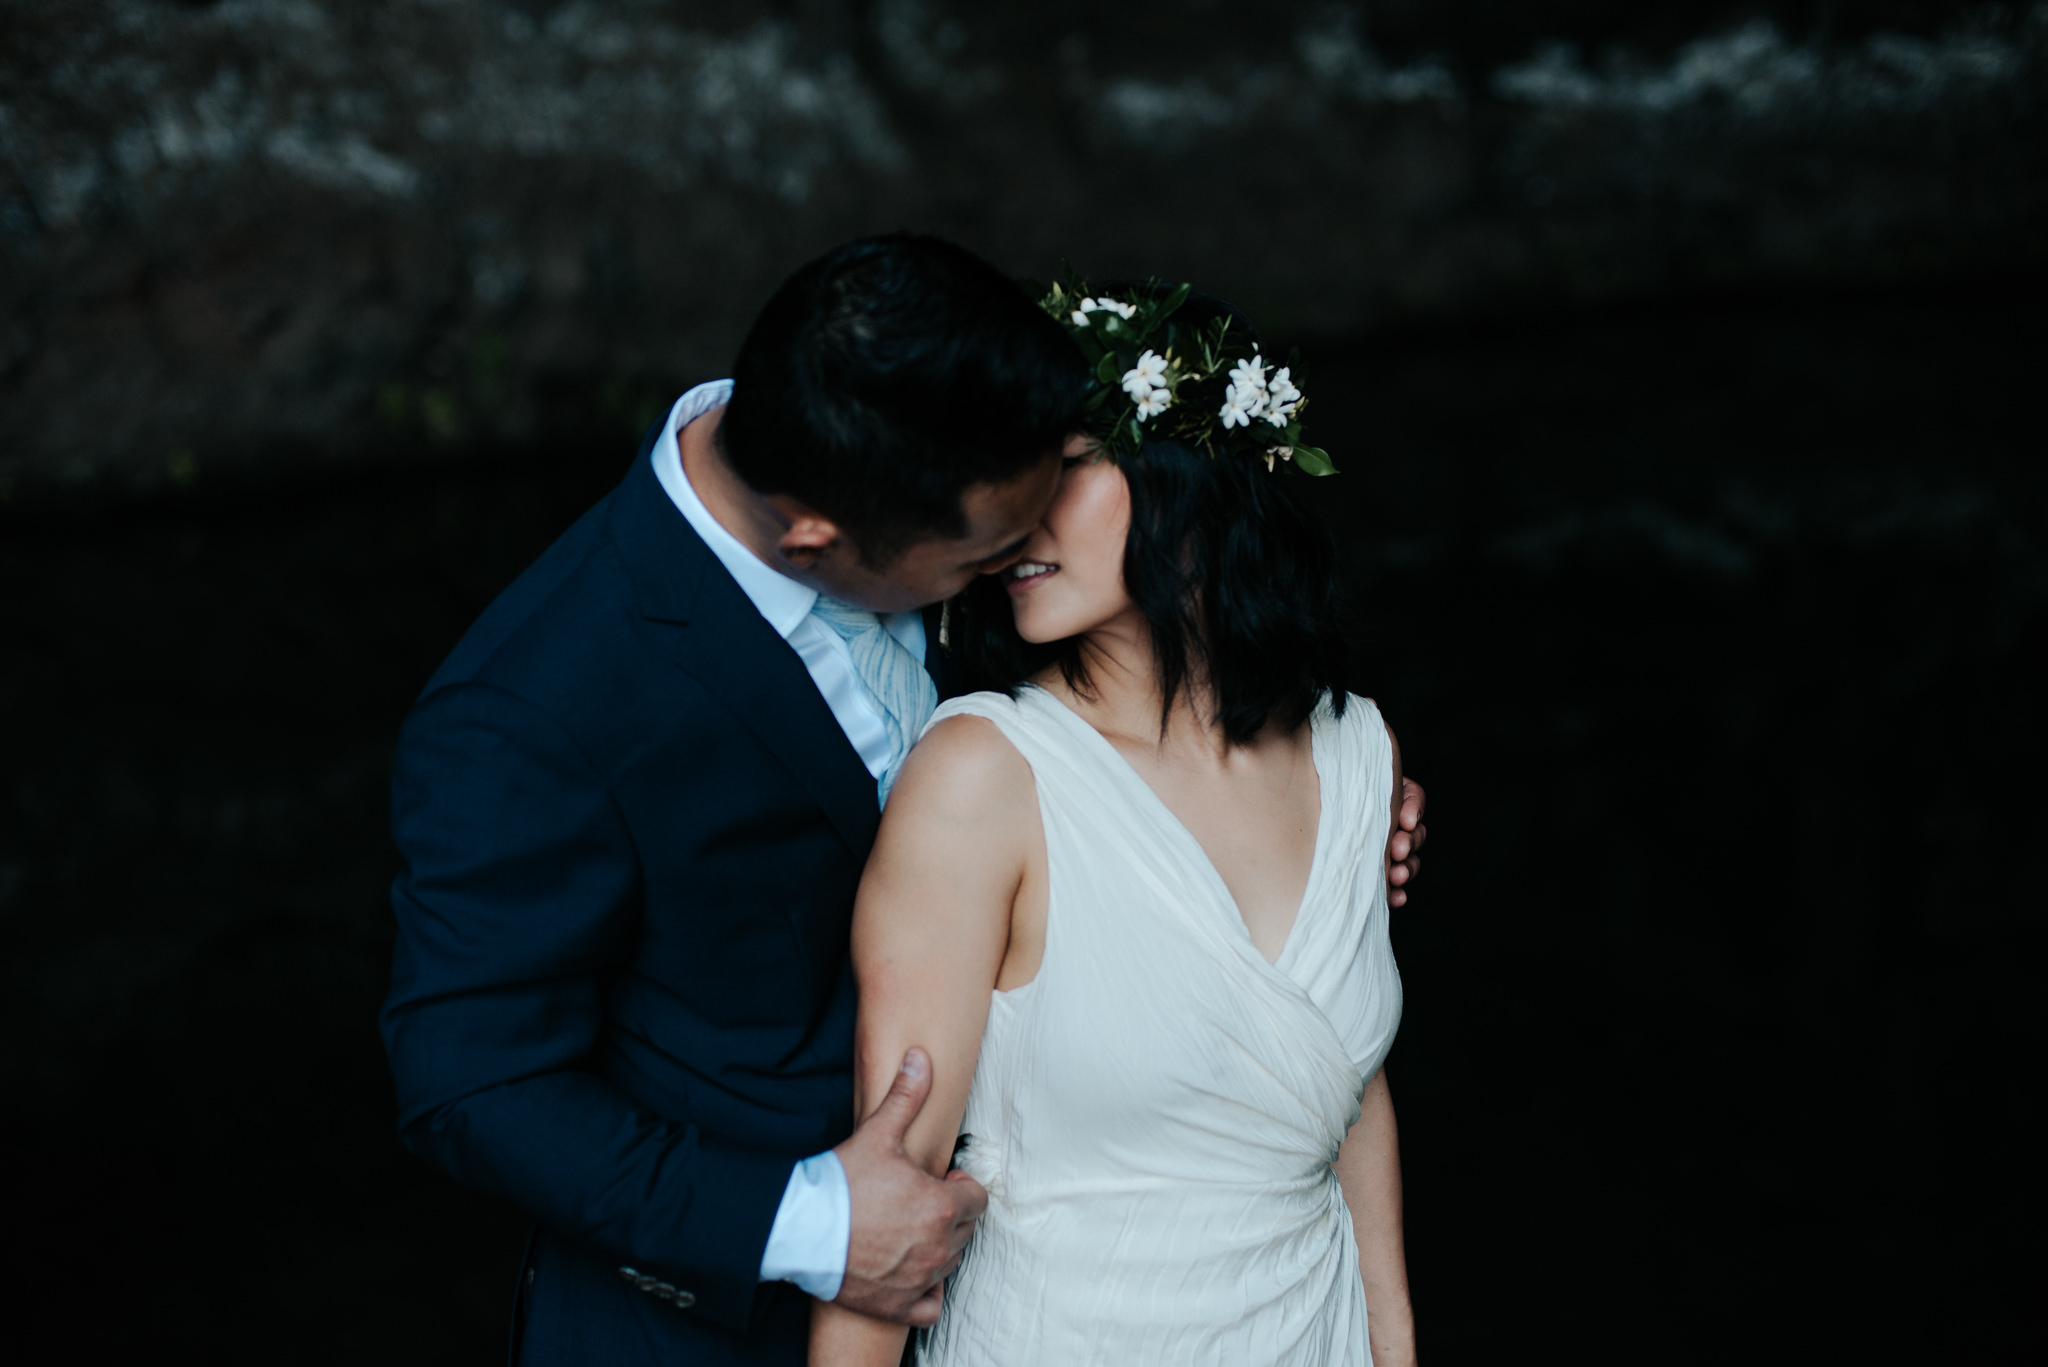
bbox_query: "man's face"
[802,450,1065,614]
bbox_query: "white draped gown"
[914,685,1404,1367]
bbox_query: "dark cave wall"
[3,0,2044,498]
[5,284,2040,1362]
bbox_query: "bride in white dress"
[810,286,1416,1367]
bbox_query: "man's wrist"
[757,1149,851,1300]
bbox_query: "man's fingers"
[1410,821,1427,852]
[1399,777,1426,831]
[862,1046,934,1149]
[1388,886,1407,908]
[902,1278,948,1328]
[943,1167,989,1221]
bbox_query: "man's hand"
[831,1048,987,1325]
[1388,777,1426,908]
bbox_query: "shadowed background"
[1,2,2042,1362]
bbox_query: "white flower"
[1071,296,1137,327]
[1264,367,1301,426]
[1121,349,1173,421]
[1121,350,1168,397]
[1228,354,1266,390]
[1264,445,1292,472]
[1219,381,1262,429]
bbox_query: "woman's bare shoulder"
[859,713,1040,944]
[889,712,1037,829]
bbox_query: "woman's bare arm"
[810,715,1041,1367]
[1334,1069,1415,1366]
[1332,718,1417,1364]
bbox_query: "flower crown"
[1035,277,1336,476]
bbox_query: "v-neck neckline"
[1024,685,1333,971]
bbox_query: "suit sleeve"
[380,680,793,1331]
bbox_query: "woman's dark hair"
[946,293,1349,743]
[719,234,1092,565]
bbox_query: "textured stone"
[2,0,2043,497]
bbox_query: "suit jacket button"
[673,1290,696,1309]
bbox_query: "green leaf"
[1198,316,1233,372]
[1155,281,1192,322]
[1096,353,1120,384]
[1290,443,1338,476]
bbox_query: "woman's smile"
[1006,560,1060,594]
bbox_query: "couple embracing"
[381,235,1427,1367]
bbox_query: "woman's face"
[1003,442,1138,644]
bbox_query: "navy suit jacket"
[382,429,939,1365]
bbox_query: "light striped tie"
[808,596,938,807]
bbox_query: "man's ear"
[766,496,845,570]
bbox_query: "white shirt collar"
[649,380,818,640]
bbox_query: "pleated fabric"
[916,685,1403,1367]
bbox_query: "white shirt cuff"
[758,1149,850,1300]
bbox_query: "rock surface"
[3,0,2044,497]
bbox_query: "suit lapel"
[612,445,881,858]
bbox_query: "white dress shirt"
[651,380,924,1301]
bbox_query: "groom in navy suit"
[381,235,1427,1365]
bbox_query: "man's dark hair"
[719,234,1092,565]
[945,294,1349,742]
